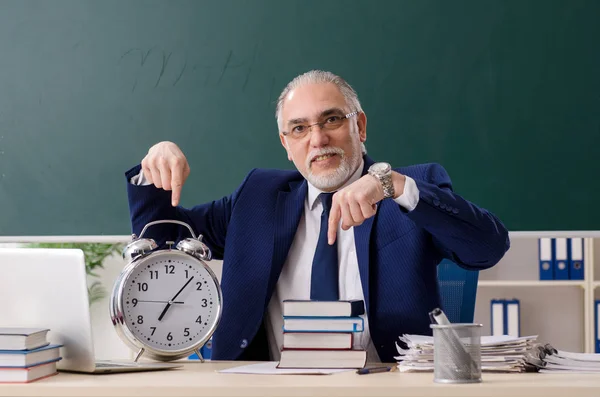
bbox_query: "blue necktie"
[310,192,339,301]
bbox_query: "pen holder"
[430,323,482,384]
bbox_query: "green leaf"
[88,281,106,306]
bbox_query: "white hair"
[275,70,366,154]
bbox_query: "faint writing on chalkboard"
[118,45,261,94]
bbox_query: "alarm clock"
[110,220,222,363]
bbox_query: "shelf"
[0,235,130,243]
[509,231,600,238]
[478,280,585,287]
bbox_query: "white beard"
[306,140,363,191]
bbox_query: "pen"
[429,307,450,325]
[429,308,478,374]
[356,366,393,375]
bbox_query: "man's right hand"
[141,141,190,206]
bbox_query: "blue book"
[0,344,62,368]
[282,316,364,332]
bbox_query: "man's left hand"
[327,171,405,244]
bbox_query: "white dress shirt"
[131,161,420,362]
[264,160,419,362]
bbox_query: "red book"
[0,361,58,383]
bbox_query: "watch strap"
[380,173,394,199]
[368,163,395,199]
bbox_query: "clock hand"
[136,300,184,304]
[169,276,195,301]
[158,276,194,321]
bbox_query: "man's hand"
[141,141,190,206]
[327,171,406,244]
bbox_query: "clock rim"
[109,249,223,361]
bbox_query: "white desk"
[1,361,599,397]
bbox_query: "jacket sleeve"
[125,164,255,260]
[405,163,510,270]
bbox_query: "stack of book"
[277,300,367,369]
[0,328,62,383]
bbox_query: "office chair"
[437,259,479,324]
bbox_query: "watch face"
[371,162,391,174]
[121,251,221,353]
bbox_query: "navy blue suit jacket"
[125,156,509,363]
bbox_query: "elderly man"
[125,70,509,363]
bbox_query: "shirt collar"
[307,159,365,211]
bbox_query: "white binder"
[505,299,520,337]
[491,299,505,336]
[554,238,569,280]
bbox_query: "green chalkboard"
[1,0,598,236]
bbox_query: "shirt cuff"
[393,176,419,211]
[130,169,152,186]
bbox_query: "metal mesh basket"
[430,323,482,384]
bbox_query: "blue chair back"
[436,259,479,324]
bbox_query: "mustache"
[306,147,345,169]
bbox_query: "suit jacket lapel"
[354,156,376,315]
[267,179,307,306]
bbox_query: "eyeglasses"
[281,111,359,140]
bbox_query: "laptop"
[0,247,182,373]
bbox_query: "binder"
[569,238,585,280]
[538,238,554,280]
[188,337,212,361]
[201,338,213,360]
[490,299,505,336]
[553,238,569,280]
[596,300,600,354]
[504,299,520,337]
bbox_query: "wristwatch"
[368,162,395,199]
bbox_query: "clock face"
[121,251,220,352]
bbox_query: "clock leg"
[194,348,205,363]
[134,348,145,362]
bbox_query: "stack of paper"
[532,349,600,373]
[394,334,539,373]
